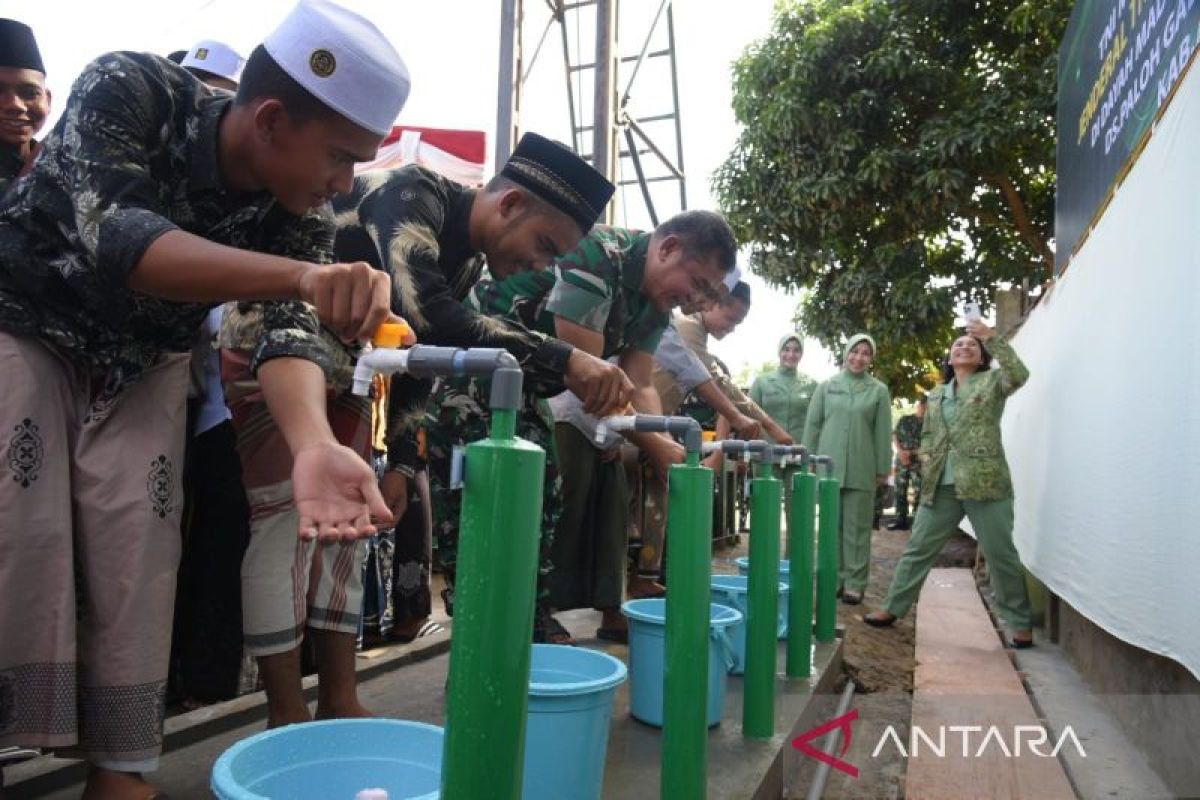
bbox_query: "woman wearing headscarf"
[865,320,1034,647]
[802,333,892,604]
[750,334,814,518]
[749,333,813,446]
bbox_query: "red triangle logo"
[791,708,860,778]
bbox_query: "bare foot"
[82,767,162,800]
[267,705,313,729]
[315,700,375,720]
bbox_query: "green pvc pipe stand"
[441,406,544,800]
[743,457,782,738]
[815,469,841,643]
[662,448,713,800]
[787,469,818,677]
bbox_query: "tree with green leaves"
[714,0,1071,397]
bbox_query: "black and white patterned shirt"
[0,51,333,386]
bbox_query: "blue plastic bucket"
[735,556,791,586]
[211,718,443,800]
[710,575,790,674]
[734,557,793,640]
[621,599,741,727]
[523,644,627,800]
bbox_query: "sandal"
[534,612,576,645]
[389,619,445,644]
[863,611,896,628]
[1008,636,1035,649]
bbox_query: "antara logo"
[872,724,1088,759]
[791,711,1087,778]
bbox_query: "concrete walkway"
[6,604,844,800]
[907,568,1076,800]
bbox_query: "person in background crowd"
[750,333,812,445]
[168,38,252,713]
[0,19,50,195]
[802,334,892,605]
[887,394,927,531]
[0,0,412,793]
[635,279,792,591]
[865,321,1034,648]
[177,39,246,92]
[751,333,814,517]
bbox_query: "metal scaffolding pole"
[592,0,617,222]
[495,0,523,167]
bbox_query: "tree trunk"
[988,174,1055,275]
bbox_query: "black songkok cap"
[500,132,615,232]
[0,19,45,74]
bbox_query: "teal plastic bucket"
[211,718,442,800]
[710,575,790,674]
[734,557,792,639]
[621,599,741,727]
[523,644,627,800]
[735,555,791,585]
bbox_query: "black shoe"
[886,518,910,530]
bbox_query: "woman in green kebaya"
[802,333,892,604]
[864,320,1034,648]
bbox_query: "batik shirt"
[469,226,669,359]
[0,51,333,388]
[225,165,574,473]
[0,141,29,197]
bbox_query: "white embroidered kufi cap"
[181,39,247,83]
[263,0,410,136]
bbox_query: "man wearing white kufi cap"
[180,39,247,90]
[0,1,411,795]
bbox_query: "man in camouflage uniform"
[887,395,927,530]
[447,212,736,642]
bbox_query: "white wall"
[1003,65,1200,679]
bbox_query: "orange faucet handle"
[373,320,414,349]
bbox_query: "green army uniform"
[471,227,669,612]
[881,336,1033,632]
[749,335,817,443]
[423,373,562,616]
[802,334,892,594]
[892,412,924,523]
[420,268,566,616]
[750,333,818,517]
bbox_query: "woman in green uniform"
[864,320,1034,647]
[750,334,813,521]
[803,333,892,604]
[750,334,815,444]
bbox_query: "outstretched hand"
[966,319,995,341]
[564,349,635,416]
[292,442,393,542]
